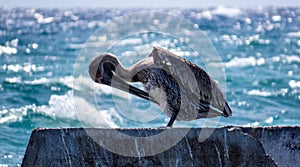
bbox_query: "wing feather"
[149,46,226,111]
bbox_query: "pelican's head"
[89,53,119,85]
[89,53,150,101]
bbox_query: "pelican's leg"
[167,111,179,127]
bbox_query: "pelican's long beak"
[109,74,151,101]
[206,102,233,118]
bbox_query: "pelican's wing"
[149,46,227,111]
[149,47,210,98]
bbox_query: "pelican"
[89,46,232,127]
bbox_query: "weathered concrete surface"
[22,127,283,167]
[240,126,300,167]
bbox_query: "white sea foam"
[218,34,243,46]
[224,57,256,68]
[34,12,54,24]
[289,80,300,89]
[0,91,119,127]
[4,75,73,90]
[193,7,241,20]
[247,88,288,97]
[0,38,19,55]
[25,77,51,85]
[21,75,129,100]
[151,39,172,48]
[3,63,45,73]
[273,54,289,63]
[247,89,272,97]
[14,76,71,87]
[93,81,136,100]
[288,71,293,76]
[74,96,119,127]
[68,43,84,49]
[121,51,138,57]
[272,15,281,22]
[32,43,38,49]
[245,18,252,24]
[117,38,142,46]
[36,91,75,118]
[5,76,22,83]
[221,55,269,68]
[0,45,17,55]
[17,75,125,98]
[5,64,22,72]
[42,17,54,23]
[37,91,119,127]
[0,105,33,124]
[243,34,271,46]
[170,50,194,57]
[265,117,274,124]
[211,6,242,17]
[280,54,300,64]
[256,58,265,65]
[10,38,19,48]
[196,11,213,20]
[287,31,300,37]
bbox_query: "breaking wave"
[0,90,119,127]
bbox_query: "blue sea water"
[1,6,300,165]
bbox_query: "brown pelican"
[89,46,232,127]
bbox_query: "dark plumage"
[89,46,232,127]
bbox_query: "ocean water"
[1,6,300,165]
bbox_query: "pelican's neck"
[115,63,133,82]
[115,57,153,82]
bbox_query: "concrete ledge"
[21,127,299,167]
[239,126,300,166]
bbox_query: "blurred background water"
[0,6,300,166]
